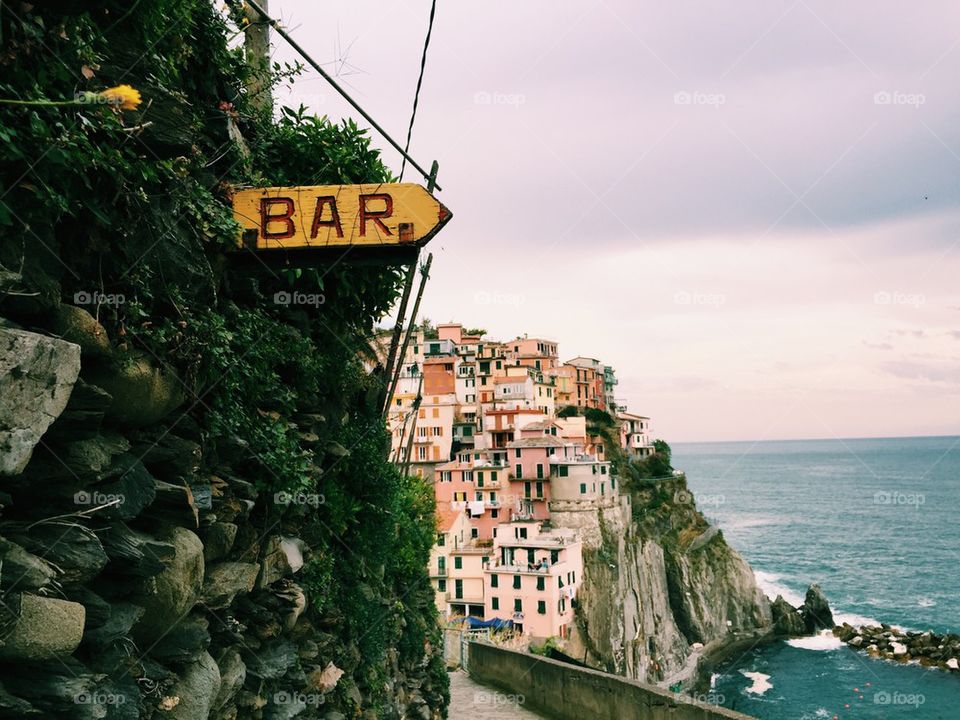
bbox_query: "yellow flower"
[99,85,141,111]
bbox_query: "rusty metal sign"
[232,183,451,252]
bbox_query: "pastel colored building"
[619,411,655,459]
[565,356,607,410]
[484,522,583,639]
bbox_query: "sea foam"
[741,670,773,695]
[786,630,844,651]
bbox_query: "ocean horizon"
[674,435,960,720]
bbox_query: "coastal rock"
[0,328,80,475]
[947,658,958,671]
[800,583,834,633]
[771,595,806,636]
[890,641,908,657]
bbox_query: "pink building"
[484,521,583,639]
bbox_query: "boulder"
[947,658,958,670]
[149,613,210,663]
[47,304,111,358]
[0,539,57,593]
[800,583,834,633]
[0,328,80,475]
[771,595,806,636]
[163,651,222,720]
[132,527,204,644]
[0,594,85,660]
[258,536,306,588]
[88,352,186,427]
[213,648,246,711]
[891,641,908,656]
[201,522,238,562]
[201,562,260,609]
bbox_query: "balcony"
[496,535,570,549]
[430,567,448,577]
[486,560,555,575]
[446,592,485,605]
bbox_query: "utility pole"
[244,0,273,115]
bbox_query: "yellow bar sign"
[232,183,452,251]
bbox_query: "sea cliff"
[553,473,772,686]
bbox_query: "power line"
[400,0,438,182]
[243,0,442,190]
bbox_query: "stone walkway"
[447,671,551,719]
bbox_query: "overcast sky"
[272,0,959,442]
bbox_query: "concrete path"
[448,670,551,719]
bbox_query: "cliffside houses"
[379,323,655,639]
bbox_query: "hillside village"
[376,323,659,640]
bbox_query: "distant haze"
[273,0,960,442]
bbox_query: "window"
[491,509,499,519]
[492,597,499,610]
[471,528,478,539]
[477,471,484,486]
[601,483,605,495]
[518,527,528,539]
[515,448,522,458]
[454,556,462,570]
[438,579,446,592]
[524,481,531,498]
[513,575,521,589]
[536,481,544,498]
[437,534,445,547]
[537,577,545,591]
[515,464,523,478]
[538,600,546,615]
[455,579,463,599]
[536,464,544,479]
[432,408,439,418]
[558,465,569,477]
[491,574,499,588]
[580,483,587,494]
[475,492,483,502]
[551,550,559,564]
[514,598,522,612]
[491,471,498,482]
[601,465,607,475]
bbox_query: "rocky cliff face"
[554,476,771,684]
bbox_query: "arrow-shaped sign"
[232,183,452,252]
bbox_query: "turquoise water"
[674,436,960,720]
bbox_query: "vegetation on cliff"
[0,1,446,716]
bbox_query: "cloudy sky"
[272,0,959,442]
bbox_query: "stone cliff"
[552,475,771,685]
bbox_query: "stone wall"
[468,642,754,720]
[0,318,444,719]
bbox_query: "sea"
[674,436,960,720]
